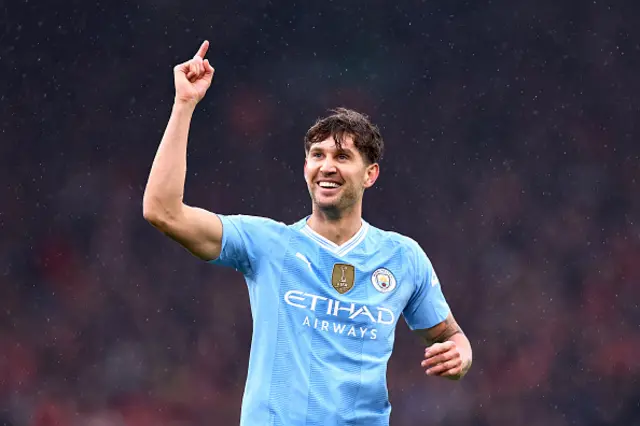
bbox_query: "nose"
[320,157,337,174]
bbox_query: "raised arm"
[143,41,222,261]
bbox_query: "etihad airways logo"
[284,290,396,340]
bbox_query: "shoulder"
[368,224,425,254]
[219,214,302,236]
[218,214,282,226]
[367,224,430,277]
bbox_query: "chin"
[309,188,355,215]
[316,197,357,218]
[315,198,340,210]
[312,195,341,212]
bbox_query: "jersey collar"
[300,218,369,256]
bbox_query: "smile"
[317,181,342,189]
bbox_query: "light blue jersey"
[211,215,450,426]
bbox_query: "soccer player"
[143,41,473,426]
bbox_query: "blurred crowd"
[1,0,638,425]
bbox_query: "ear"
[363,163,380,189]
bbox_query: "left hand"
[421,341,463,379]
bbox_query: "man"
[143,41,472,426]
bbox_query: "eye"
[312,152,323,159]
[338,153,349,160]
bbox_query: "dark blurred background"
[1,0,639,425]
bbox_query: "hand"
[173,40,215,106]
[421,341,464,380]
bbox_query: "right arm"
[142,40,222,261]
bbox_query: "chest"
[274,238,415,326]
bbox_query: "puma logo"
[295,252,312,271]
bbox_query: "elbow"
[142,194,157,221]
[143,205,163,228]
[143,205,161,225]
[142,196,172,229]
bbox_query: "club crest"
[371,268,396,293]
[331,263,355,294]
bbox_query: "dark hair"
[304,108,384,164]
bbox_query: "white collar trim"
[300,221,369,256]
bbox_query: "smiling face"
[304,134,379,218]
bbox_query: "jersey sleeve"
[402,241,451,330]
[208,214,285,277]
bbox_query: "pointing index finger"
[195,40,210,59]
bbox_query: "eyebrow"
[308,145,354,155]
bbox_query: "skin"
[143,41,224,261]
[303,137,379,246]
[416,313,473,380]
[143,40,472,383]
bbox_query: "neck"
[307,204,363,246]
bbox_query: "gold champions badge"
[331,263,355,294]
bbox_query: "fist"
[421,341,464,380]
[173,40,215,106]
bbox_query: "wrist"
[172,98,198,113]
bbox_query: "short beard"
[315,201,343,221]
[309,185,360,221]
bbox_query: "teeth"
[319,182,340,188]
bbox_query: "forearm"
[447,332,472,379]
[143,101,196,220]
